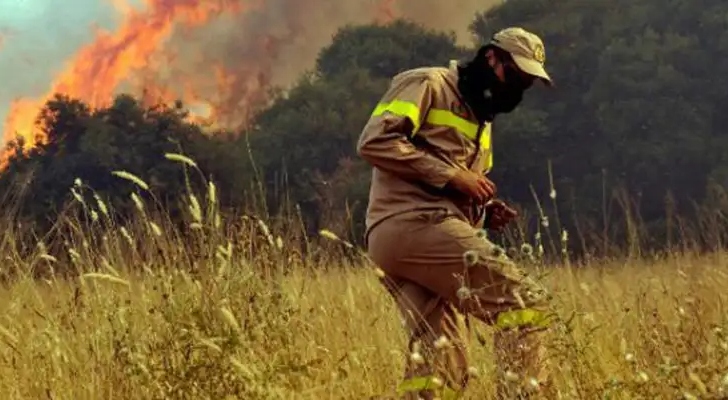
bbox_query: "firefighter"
[356,27,555,399]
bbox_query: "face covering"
[457,56,528,123]
[491,64,529,113]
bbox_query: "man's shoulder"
[392,65,454,88]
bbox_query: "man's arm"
[356,74,458,189]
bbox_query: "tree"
[316,20,468,80]
[0,94,249,232]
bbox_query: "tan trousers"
[367,209,553,399]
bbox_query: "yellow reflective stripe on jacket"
[495,308,552,330]
[371,100,491,150]
[481,123,493,172]
[426,109,479,140]
[372,100,423,131]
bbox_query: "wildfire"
[2,0,247,153]
[1,0,496,170]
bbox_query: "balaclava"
[456,45,530,124]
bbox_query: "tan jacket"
[357,60,493,240]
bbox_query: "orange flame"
[1,0,247,164]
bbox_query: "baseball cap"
[490,27,553,87]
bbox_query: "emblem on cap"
[533,43,546,64]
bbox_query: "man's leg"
[380,277,470,399]
[369,209,554,398]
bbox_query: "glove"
[484,199,518,231]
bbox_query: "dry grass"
[0,155,727,399]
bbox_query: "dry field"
[0,160,726,399]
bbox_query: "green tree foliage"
[316,20,468,80]
[0,94,247,232]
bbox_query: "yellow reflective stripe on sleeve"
[371,100,422,131]
[495,308,552,330]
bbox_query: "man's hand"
[447,170,497,203]
[484,199,518,231]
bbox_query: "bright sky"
[0,0,120,143]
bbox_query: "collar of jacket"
[445,59,490,124]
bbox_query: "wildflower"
[491,246,505,258]
[410,352,425,365]
[462,250,479,267]
[520,243,533,256]
[549,189,557,199]
[456,287,472,300]
[433,335,451,350]
[540,216,549,228]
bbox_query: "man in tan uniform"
[357,27,555,399]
